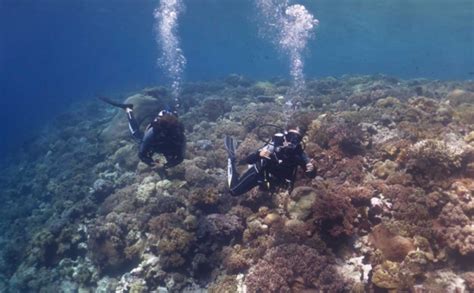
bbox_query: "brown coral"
[371,260,400,289]
[245,244,346,293]
[87,221,137,273]
[222,245,254,273]
[434,203,474,255]
[312,185,358,237]
[208,275,239,293]
[311,118,366,155]
[402,138,473,179]
[369,224,415,262]
[463,272,474,291]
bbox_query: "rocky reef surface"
[0,75,473,292]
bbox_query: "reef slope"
[0,75,473,292]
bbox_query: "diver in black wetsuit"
[99,97,185,168]
[224,127,316,196]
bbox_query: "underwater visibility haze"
[0,0,473,292]
[1,0,473,156]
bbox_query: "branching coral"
[188,187,221,213]
[463,272,474,291]
[148,213,184,236]
[382,184,432,238]
[310,118,366,155]
[144,195,185,216]
[208,275,239,293]
[339,184,374,207]
[197,214,244,243]
[148,213,196,269]
[371,260,400,290]
[447,89,474,106]
[88,212,145,274]
[315,150,366,184]
[26,229,58,267]
[157,228,195,269]
[4,76,474,292]
[270,218,325,250]
[90,179,114,202]
[222,245,255,273]
[402,138,473,178]
[199,97,232,121]
[434,203,474,255]
[232,103,286,132]
[245,244,347,292]
[88,222,128,273]
[312,185,359,237]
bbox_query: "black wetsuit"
[228,143,316,196]
[127,111,185,167]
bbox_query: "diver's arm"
[245,150,261,164]
[164,139,186,168]
[245,144,274,164]
[138,127,156,166]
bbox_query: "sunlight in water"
[256,0,318,104]
[154,0,186,100]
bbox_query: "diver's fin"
[98,96,134,110]
[224,135,236,161]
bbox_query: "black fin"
[98,96,133,110]
[224,135,236,161]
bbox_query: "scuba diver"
[99,96,185,168]
[224,126,316,196]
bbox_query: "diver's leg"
[229,166,260,196]
[227,153,239,189]
[225,136,238,187]
[126,109,142,140]
[224,136,236,161]
[98,96,140,140]
[225,135,259,195]
[98,96,134,110]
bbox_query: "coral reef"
[434,201,474,255]
[312,183,359,238]
[1,75,473,291]
[369,224,415,262]
[402,137,473,179]
[245,244,348,292]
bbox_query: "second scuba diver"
[99,97,186,168]
[224,126,316,196]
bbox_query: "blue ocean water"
[0,0,473,159]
